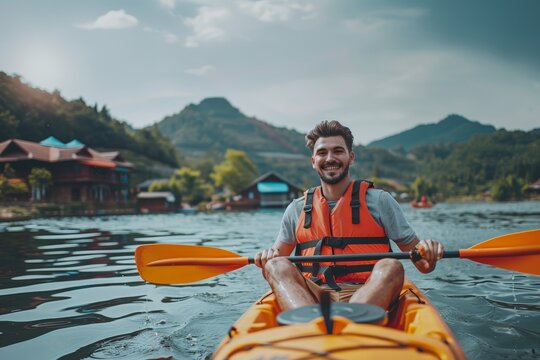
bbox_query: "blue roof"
[40,136,66,148]
[65,139,84,148]
[257,182,289,193]
[40,137,85,148]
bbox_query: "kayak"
[212,277,466,359]
[411,201,433,208]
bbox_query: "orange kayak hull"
[212,278,465,359]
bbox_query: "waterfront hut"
[231,172,303,208]
[137,191,176,213]
[0,138,134,204]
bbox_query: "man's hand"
[411,239,444,273]
[254,247,281,269]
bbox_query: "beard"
[317,161,350,185]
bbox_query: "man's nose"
[325,152,336,161]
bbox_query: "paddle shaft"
[251,251,461,264]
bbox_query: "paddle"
[135,229,540,284]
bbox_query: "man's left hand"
[412,239,444,273]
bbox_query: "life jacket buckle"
[304,204,313,213]
[327,237,347,249]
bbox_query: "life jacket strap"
[307,264,376,290]
[350,180,361,224]
[296,236,390,251]
[303,187,316,229]
[301,264,375,276]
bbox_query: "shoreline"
[2,197,540,222]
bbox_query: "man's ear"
[350,151,355,163]
[311,155,316,169]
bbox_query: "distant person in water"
[254,120,443,312]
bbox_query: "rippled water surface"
[0,202,539,359]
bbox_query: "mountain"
[157,97,307,156]
[157,97,319,186]
[156,97,420,187]
[367,114,496,151]
[0,72,180,183]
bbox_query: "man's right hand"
[254,247,281,268]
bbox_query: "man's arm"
[254,198,301,269]
[373,191,443,273]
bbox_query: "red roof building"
[0,138,134,203]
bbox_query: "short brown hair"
[305,120,354,152]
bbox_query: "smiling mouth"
[322,163,341,171]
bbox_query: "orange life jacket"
[295,180,390,289]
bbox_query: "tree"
[0,176,29,200]
[211,149,258,194]
[411,176,435,199]
[28,168,52,201]
[2,164,16,178]
[149,166,214,205]
[170,166,213,205]
[491,175,525,201]
[0,110,19,140]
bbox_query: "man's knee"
[264,257,295,280]
[374,258,404,280]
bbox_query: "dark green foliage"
[0,72,179,168]
[417,130,540,198]
[491,175,525,201]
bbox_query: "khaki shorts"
[303,277,363,302]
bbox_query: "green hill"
[367,114,496,151]
[156,98,421,187]
[0,72,180,183]
[412,129,540,198]
[157,97,307,156]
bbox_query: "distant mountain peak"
[439,114,469,125]
[156,97,307,156]
[197,97,241,117]
[367,114,496,151]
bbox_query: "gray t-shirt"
[276,188,417,246]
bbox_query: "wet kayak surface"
[0,202,539,359]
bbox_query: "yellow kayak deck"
[213,278,466,359]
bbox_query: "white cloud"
[78,10,138,30]
[158,0,176,10]
[237,0,314,23]
[185,65,215,76]
[184,6,229,47]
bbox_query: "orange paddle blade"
[135,244,249,284]
[460,229,540,275]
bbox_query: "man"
[254,120,443,312]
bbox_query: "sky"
[1,0,539,145]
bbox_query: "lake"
[0,201,539,359]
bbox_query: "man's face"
[311,136,354,185]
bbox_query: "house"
[0,137,133,203]
[137,191,176,213]
[525,179,540,196]
[231,172,303,208]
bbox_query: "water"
[0,202,539,359]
